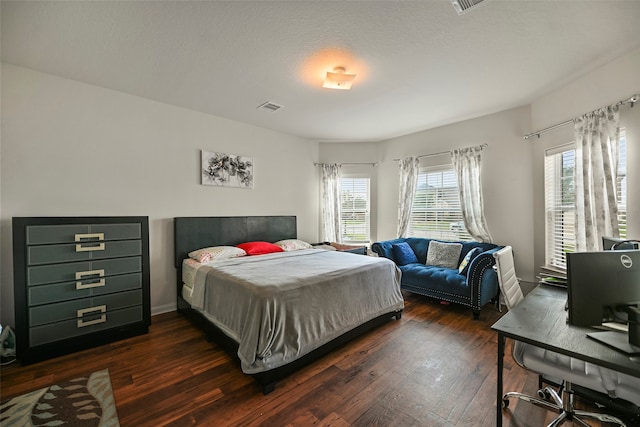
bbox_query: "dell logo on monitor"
[620,254,633,269]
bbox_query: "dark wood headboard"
[173,216,297,268]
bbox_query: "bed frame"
[173,216,402,394]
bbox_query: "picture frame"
[201,150,253,189]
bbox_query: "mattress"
[182,249,403,374]
[181,258,202,304]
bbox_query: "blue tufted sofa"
[371,237,502,318]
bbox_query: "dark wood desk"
[491,285,640,426]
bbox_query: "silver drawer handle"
[75,233,105,252]
[77,305,107,328]
[75,269,105,290]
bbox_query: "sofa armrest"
[371,238,407,262]
[467,247,502,314]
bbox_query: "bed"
[174,216,404,393]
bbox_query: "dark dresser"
[12,216,150,364]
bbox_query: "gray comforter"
[188,249,404,374]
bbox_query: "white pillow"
[188,246,246,263]
[274,239,312,251]
[425,241,463,269]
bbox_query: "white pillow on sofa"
[426,241,463,269]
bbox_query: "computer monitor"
[602,236,640,250]
[566,250,640,355]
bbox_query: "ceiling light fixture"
[322,67,356,90]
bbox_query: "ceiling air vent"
[257,101,283,112]
[450,0,484,14]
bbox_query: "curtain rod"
[393,143,488,162]
[314,162,378,166]
[523,93,639,141]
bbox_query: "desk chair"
[493,246,636,427]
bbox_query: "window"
[340,177,370,243]
[407,166,471,241]
[544,145,576,270]
[544,130,627,270]
[618,133,628,237]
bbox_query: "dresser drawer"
[26,223,142,245]
[27,239,142,265]
[30,289,142,326]
[27,256,141,286]
[28,272,142,306]
[29,305,144,346]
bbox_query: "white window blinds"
[617,132,628,236]
[340,177,370,243]
[407,166,471,241]
[544,146,576,270]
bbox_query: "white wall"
[321,106,536,283]
[530,47,640,272]
[0,64,319,326]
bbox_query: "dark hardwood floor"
[1,291,631,426]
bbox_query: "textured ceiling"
[2,1,640,142]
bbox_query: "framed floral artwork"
[201,150,253,188]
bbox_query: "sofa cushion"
[458,247,482,276]
[392,242,419,265]
[426,241,463,269]
[399,264,468,292]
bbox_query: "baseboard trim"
[151,303,176,316]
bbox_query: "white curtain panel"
[451,146,493,243]
[574,105,620,252]
[397,156,419,238]
[321,163,342,242]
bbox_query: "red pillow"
[236,241,284,256]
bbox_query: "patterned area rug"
[0,369,120,426]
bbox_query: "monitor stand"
[587,330,640,355]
